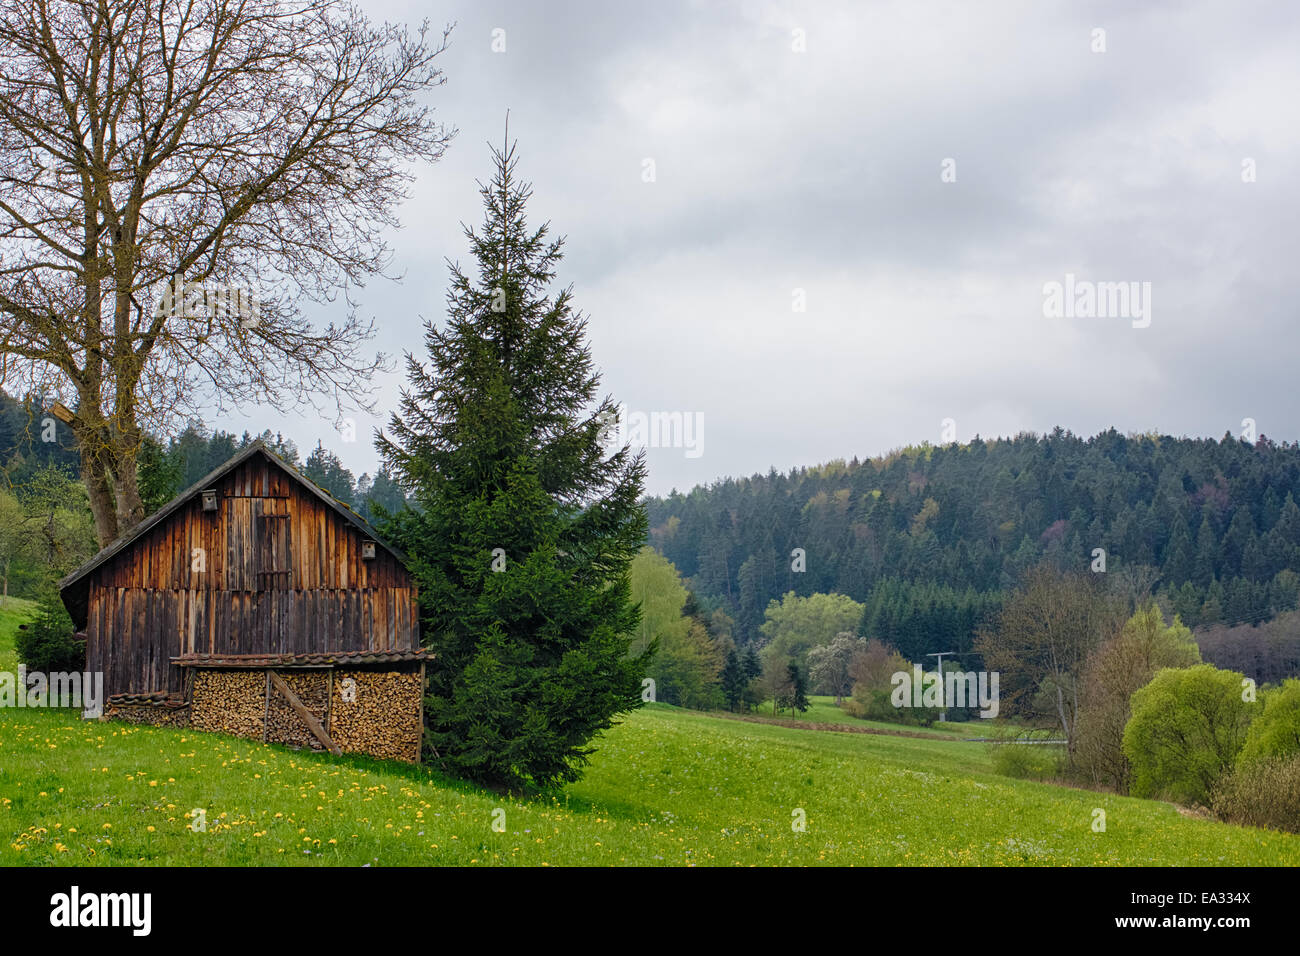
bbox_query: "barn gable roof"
[58,439,408,627]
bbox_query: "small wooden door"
[253,499,292,652]
[255,501,292,591]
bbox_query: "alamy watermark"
[0,666,103,718]
[891,664,999,718]
[1042,273,1151,328]
[152,276,261,327]
[597,403,704,459]
[49,886,150,936]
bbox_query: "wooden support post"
[269,671,341,755]
[417,661,429,762]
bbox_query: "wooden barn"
[58,440,429,762]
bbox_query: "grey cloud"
[213,0,1300,497]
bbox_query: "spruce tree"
[788,661,811,714]
[721,649,745,711]
[377,140,649,791]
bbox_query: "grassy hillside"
[2,605,1296,866]
[0,597,35,671]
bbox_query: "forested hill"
[644,428,1300,650]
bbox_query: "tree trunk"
[78,437,119,548]
[112,443,146,534]
[71,404,148,548]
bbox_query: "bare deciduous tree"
[0,0,455,544]
[975,563,1125,764]
[1074,603,1200,792]
[807,631,864,703]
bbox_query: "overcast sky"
[212,0,1300,496]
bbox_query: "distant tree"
[14,465,96,577]
[1108,563,1160,613]
[359,466,408,520]
[655,618,724,709]
[1193,516,1218,587]
[721,649,746,712]
[709,607,736,645]
[740,644,764,712]
[628,547,688,661]
[762,653,794,716]
[1074,603,1201,792]
[807,632,864,703]
[1237,678,1300,767]
[975,563,1126,765]
[627,549,726,708]
[137,433,184,514]
[844,638,912,722]
[302,442,356,505]
[15,589,83,672]
[1196,611,1300,685]
[786,661,810,714]
[0,487,30,604]
[248,431,300,467]
[759,590,864,672]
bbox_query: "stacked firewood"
[266,672,330,749]
[109,703,191,727]
[329,671,423,762]
[191,671,265,737]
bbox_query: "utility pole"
[926,651,955,721]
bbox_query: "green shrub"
[990,743,1062,780]
[1238,679,1300,766]
[14,592,83,673]
[1123,664,1254,806]
[843,686,937,726]
[1213,754,1300,834]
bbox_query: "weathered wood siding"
[85,454,418,696]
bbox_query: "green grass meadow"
[1,602,1296,866]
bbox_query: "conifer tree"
[721,649,746,711]
[788,661,811,714]
[377,139,648,790]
